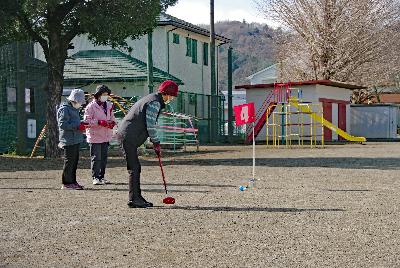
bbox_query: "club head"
[163,196,175,204]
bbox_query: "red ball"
[163,196,175,204]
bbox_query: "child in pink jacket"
[84,85,116,185]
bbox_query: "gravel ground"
[1,143,400,268]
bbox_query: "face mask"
[100,96,109,102]
[72,102,82,109]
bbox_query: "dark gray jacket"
[57,102,84,147]
[117,93,165,147]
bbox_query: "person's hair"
[94,85,111,99]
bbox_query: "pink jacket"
[84,100,116,143]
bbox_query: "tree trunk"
[44,38,67,158]
[45,59,65,158]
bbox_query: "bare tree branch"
[257,0,400,87]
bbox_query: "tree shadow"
[0,187,210,194]
[0,179,235,189]
[86,188,210,194]
[0,177,54,180]
[2,156,400,172]
[153,205,345,213]
[111,182,236,188]
[0,148,235,171]
[164,157,400,170]
[325,189,371,192]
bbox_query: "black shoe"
[127,200,148,208]
[140,196,153,207]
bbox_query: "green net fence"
[0,44,17,153]
[0,42,47,154]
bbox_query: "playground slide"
[289,97,366,143]
[246,102,276,143]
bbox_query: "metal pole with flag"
[233,103,256,191]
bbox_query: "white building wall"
[33,25,224,98]
[84,82,148,98]
[315,84,352,102]
[291,85,319,103]
[166,27,213,95]
[64,81,148,99]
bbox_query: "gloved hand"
[153,142,161,156]
[98,120,108,128]
[78,122,87,132]
[107,121,116,129]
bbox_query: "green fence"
[171,91,227,143]
[0,43,47,154]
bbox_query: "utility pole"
[147,32,154,93]
[210,0,217,142]
[228,46,233,142]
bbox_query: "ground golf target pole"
[233,102,256,191]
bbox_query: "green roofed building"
[64,49,183,97]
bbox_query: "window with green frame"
[191,39,198,64]
[186,37,192,57]
[172,33,180,44]
[203,42,209,66]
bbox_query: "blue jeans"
[89,142,109,179]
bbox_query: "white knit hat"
[67,89,85,104]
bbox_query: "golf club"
[157,153,175,204]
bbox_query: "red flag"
[233,103,255,126]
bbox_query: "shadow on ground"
[166,157,400,170]
[0,187,210,194]
[2,156,400,172]
[153,205,345,213]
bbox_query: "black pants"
[90,142,109,179]
[119,139,142,201]
[62,143,80,185]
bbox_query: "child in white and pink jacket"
[84,85,116,185]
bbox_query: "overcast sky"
[166,0,278,26]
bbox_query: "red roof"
[235,80,366,90]
[370,93,400,104]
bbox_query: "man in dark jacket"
[117,80,179,208]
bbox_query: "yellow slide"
[289,97,366,143]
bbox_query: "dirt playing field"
[1,143,400,267]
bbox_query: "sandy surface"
[1,143,400,267]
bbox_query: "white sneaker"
[102,178,111,184]
[92,178,104,185]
